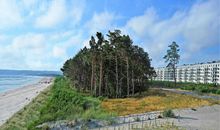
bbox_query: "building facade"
[154,61,220,84]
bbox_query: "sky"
[0,0,219,71]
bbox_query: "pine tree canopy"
[61,30,155,98]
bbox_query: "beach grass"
[101,89,219,116]
[0,77,113,130]
[0,85,52,130]
[1,78,218,130]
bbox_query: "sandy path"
[173,104,220,130]
[0,77,54,126]
[93,105,220,130]
[153,88,220,100]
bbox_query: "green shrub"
[216,89,220,95]
[181,85,195,90]
[135,117,141,122]
[163,109,175,118]
[26,77,112,129]
[195,85,210,93]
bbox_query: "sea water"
[0,70,61,93]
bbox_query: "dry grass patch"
[101,89,216,116]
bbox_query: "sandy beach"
[0,77,54,126]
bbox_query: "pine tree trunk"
[99,59,103,96]
[90,59,94,94]
[94,63,97,96]
[115,55,119,98]
[132,69,134,95]
[139,78,143,94]
[105,74,108,96]
[126,57,129,97]
[173,65,176,87]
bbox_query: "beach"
[0,77,53,126]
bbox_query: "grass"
[151,81,220,95]
[162,109,175,118]
[0,86,51,130]
[1,77,113,130]
[1,78,218,129]
[101,89,218,116]
[181,84,220,94]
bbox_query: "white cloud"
[124,0,220,67]
[126,7,158,38]
[0,0,218,70]
[0,0,23,29]
[4,33,47,69]
[85,11,117,34]
[35,0,85,28]
[182,0,220,52]
[70,0,85,25]
[35,0,67,28]
[0,34,10,43]
[52,46,67,58]
[22,0,38,8]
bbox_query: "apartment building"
[154,61,220,84]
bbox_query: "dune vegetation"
[1,77,218,130]
[1,77,113,130]
[101,89,217,116]
[1,30,219,130]
[151,81,220,95]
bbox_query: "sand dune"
[0,77,53,126]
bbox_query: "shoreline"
[0,77,54,126]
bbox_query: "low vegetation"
[1,77,113,130]
[163,109,175,118]
[1,78,218,129]
[101,89,215,116]
[151,81,220,95]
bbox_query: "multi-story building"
[154,61,220,84]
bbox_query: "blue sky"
[0,0,219,71]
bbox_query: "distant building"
[154,60,220,84]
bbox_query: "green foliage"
[163,42,180,65]
[216,89,220,94]
[151,81,178,88]
[163,42,180,88]
[135,117,141,122]
[1,77,113,130]
[151,80,220,95]
[30,77,111,127]
[182,85,195,90]
[163,109,175,118]
[61,30,155,98]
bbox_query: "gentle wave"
[0,76,43,93]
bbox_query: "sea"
[0,70,61,93]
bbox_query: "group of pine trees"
[61,30,156,98]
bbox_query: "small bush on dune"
[181,85,195,90]
[216,89,220,95]
[195,85,209,93]
[163,109,175,118]
[26,77,112,129]
[152,81,220,95]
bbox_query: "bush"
[135,117,141,122]
[82,101,93,110]
[195,85,210,93]
[163,109,175,118]
[26,77,111,129]
[216,89,220,95]
[181,85,195,90]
